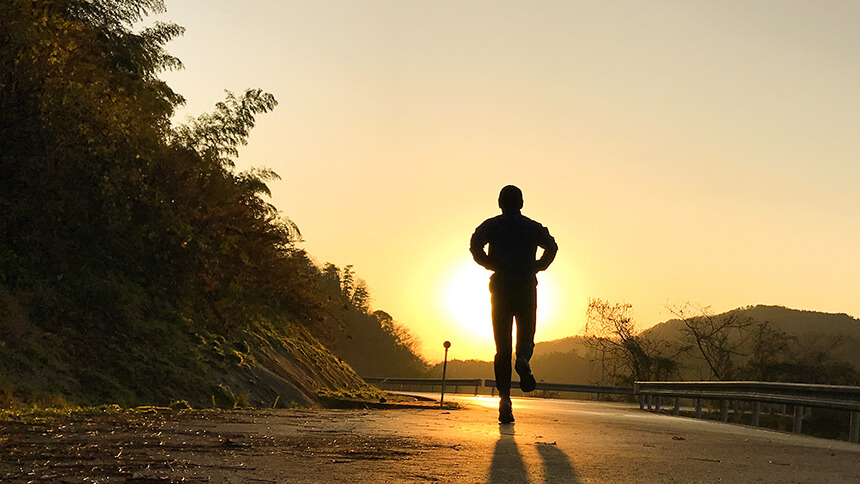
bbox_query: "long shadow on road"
[536,441,578,483]
[489,424,528,483]
[489,424,578,483]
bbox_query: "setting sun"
[441,260,558,347]
[442,263,493,340]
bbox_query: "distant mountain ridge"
[645,305,860,341]
[644,305,860,370]
[431,305,859,385]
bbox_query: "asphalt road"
[4,395,859,482]
[389,393,860,483]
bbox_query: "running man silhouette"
[470,185,558,424]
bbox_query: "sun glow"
[441,260,558,343]
[442,263,494,340]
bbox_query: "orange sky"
[154,1,859,362]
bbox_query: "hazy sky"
[153,1,859,362]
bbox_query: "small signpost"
[440,341,451,407]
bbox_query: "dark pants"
[491,279,537,398]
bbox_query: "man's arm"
[470,224,495,271]
[534,226,557,272]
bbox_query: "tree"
[669,304,760,380]
[0,0,431,407]
[0,0,341,403]
[373,310,420,356]
[743,330,857,385]
[171,89,276,168]
[1,0,186,294]
[313,264,427,376]
[667,304,859,385]
[740,320,794,380]
[582,299,677,385]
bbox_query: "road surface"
[440,394,860,482]
[2,395,859,482]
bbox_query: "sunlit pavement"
[43,394,856,483]
[81,393,860,483]
[364,392,860,483]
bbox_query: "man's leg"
[514,286,538,392]
[491,289,514,423]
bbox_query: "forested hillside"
[0,0,424,408]
[582,301,859,386]
[432,306,860,388]
[643,305,860,381]
[315,264,427,378]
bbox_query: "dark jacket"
[470,211,557,287]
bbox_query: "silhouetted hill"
[314,265,428,378]
[427,307,860,386]
[644,305,860,369]
[533,336,592,359]
[428,337,596,385]
[646,305,860,340]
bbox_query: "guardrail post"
[440,341,450,407]
[751,401,761,427]
[793,405,803,434]
[654,397,661,412]
[695,398,702,419]
[596,392,601,402]
[673,397,681,416]
[720,400,729,422]
[850,412,860,443]
[646,395,653,411]
[639,395,645,410]
[474,383,479,395]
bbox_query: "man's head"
[498,185,523,213]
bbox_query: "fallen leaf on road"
[223,439,249,449]
[687,457,721,463]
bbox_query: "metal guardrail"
[485,380,633,400]
[363,376,860,443]
[635,381,860,443]
[362,377,483,395]
[362,377,631,400]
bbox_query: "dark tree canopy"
[0,0,425,405]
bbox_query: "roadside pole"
[440,341,451,407]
